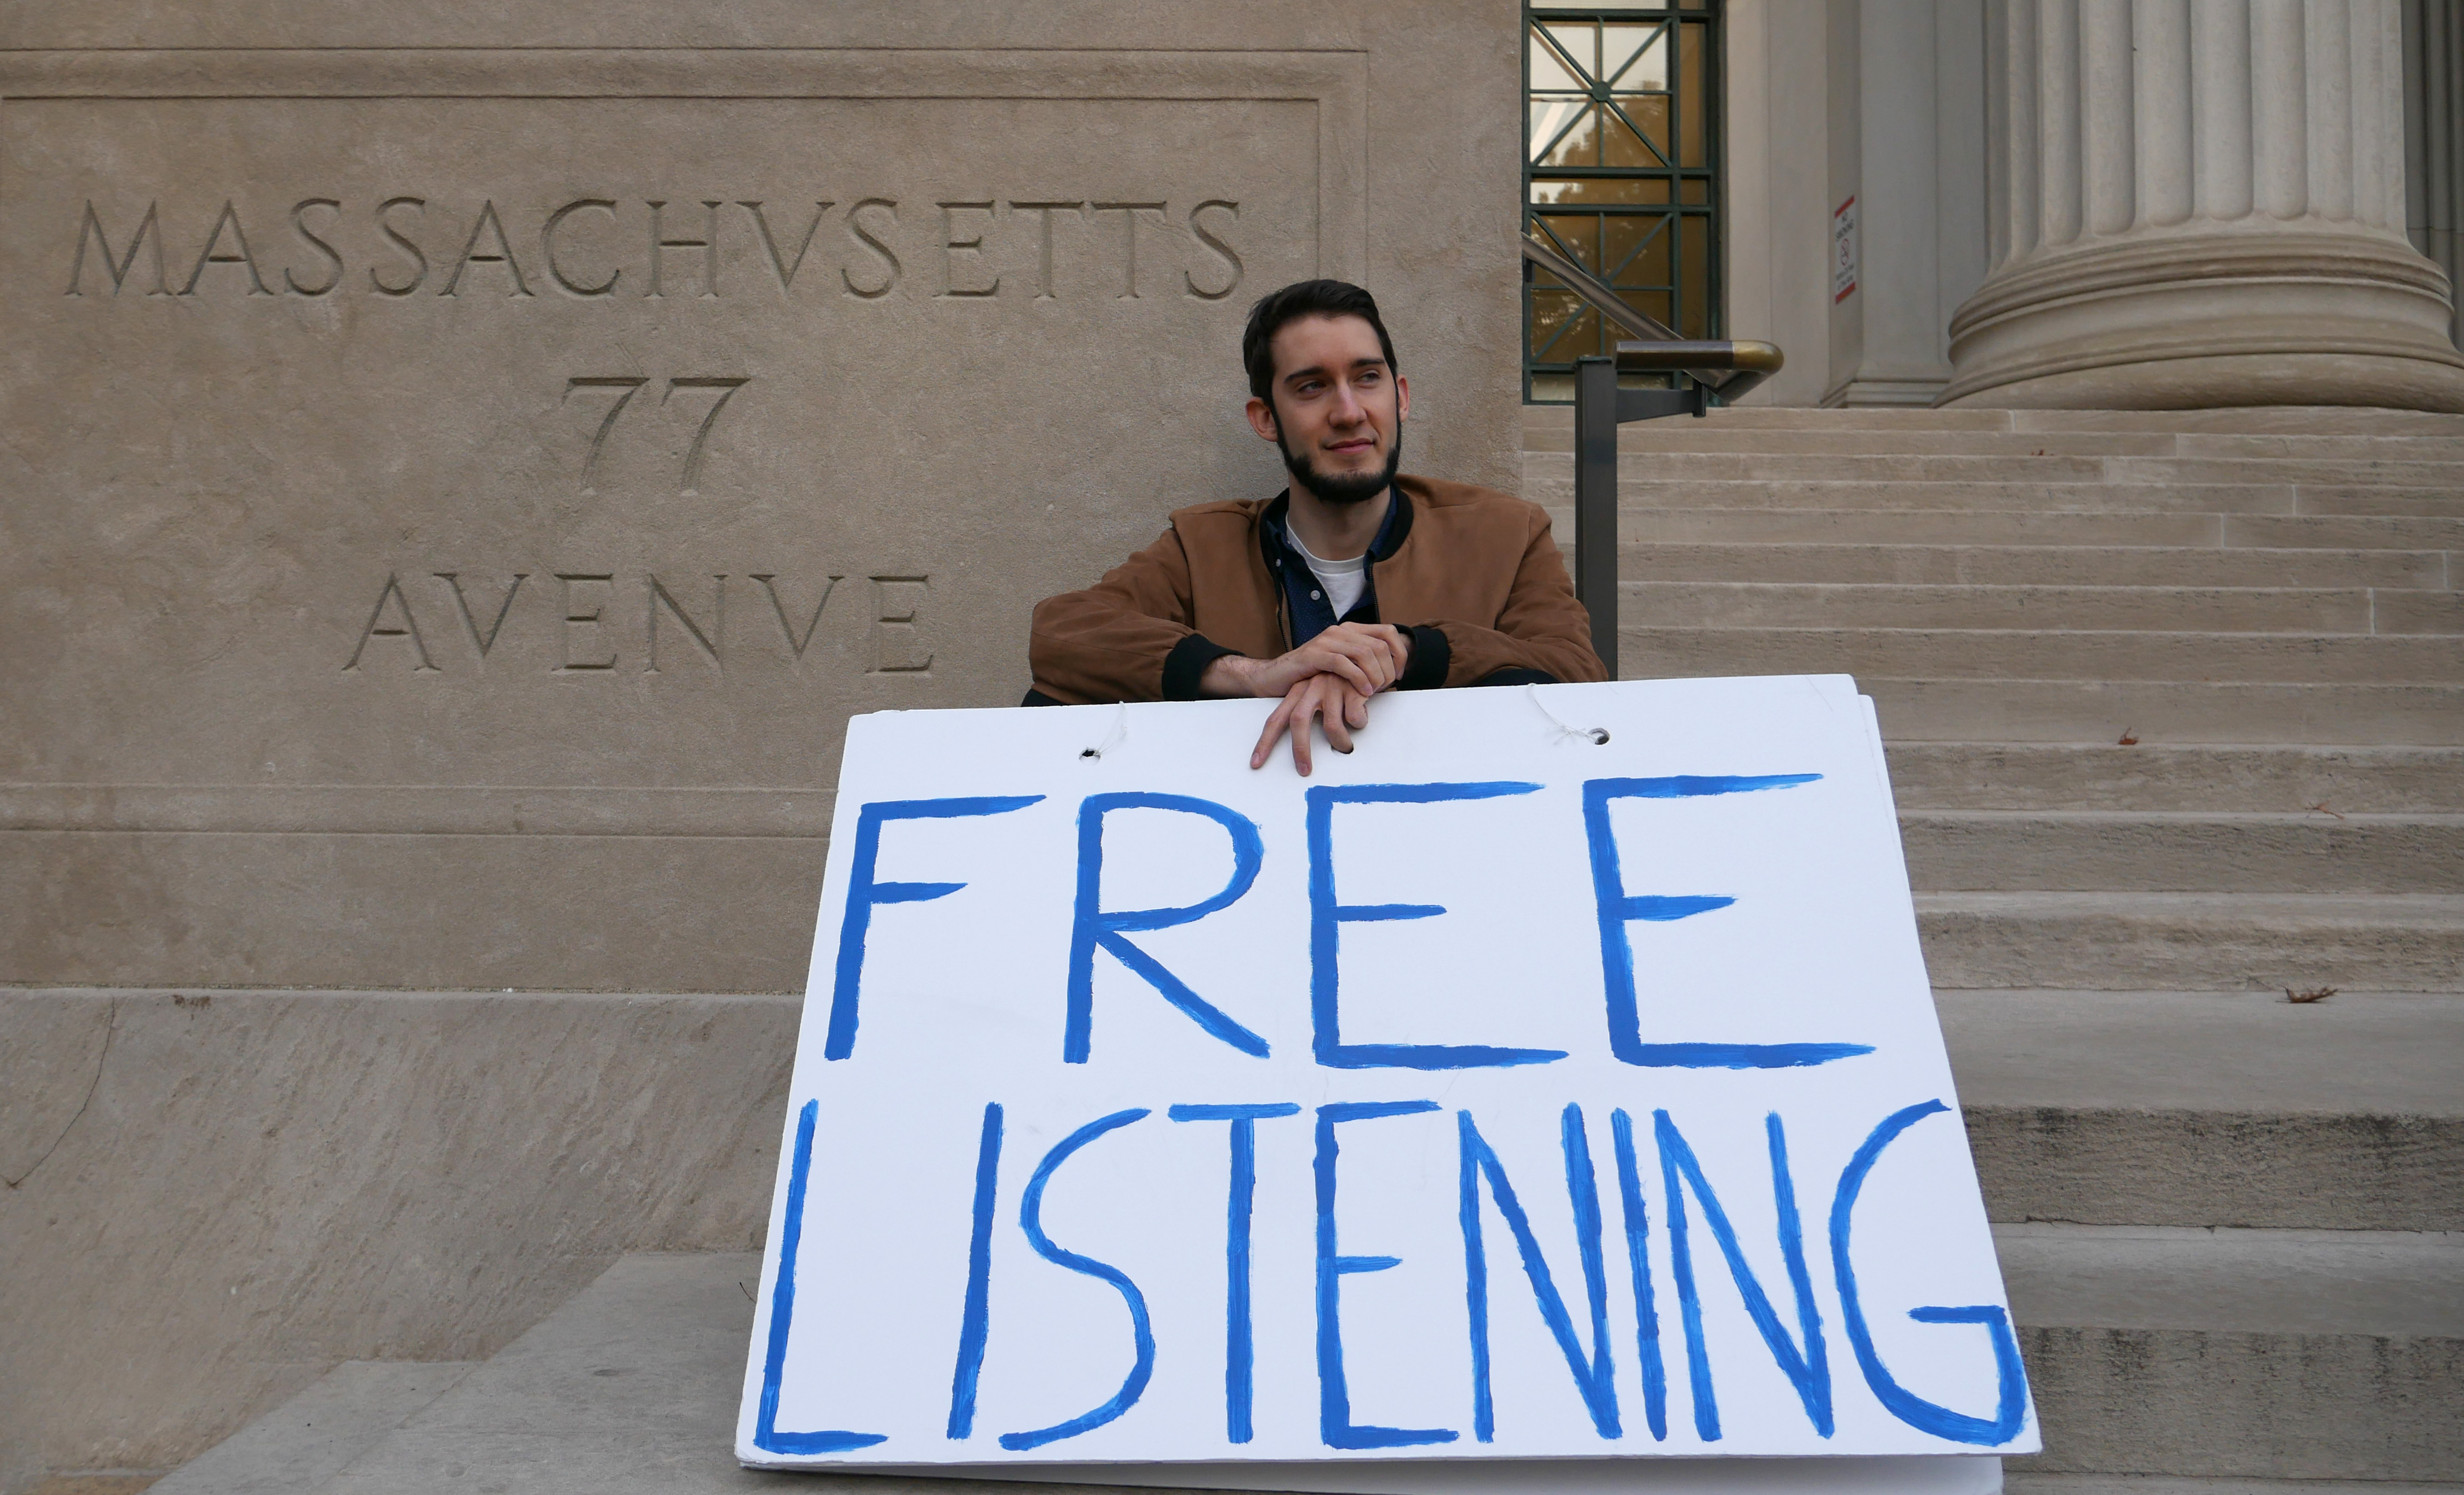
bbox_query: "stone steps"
[1521,402,2464,435]
[1610,508,2464,550]
[1540,474,2386,515]
[1856,679,2461,745]
[1549,478,2463,520]
[1528,426,2464,460]
[1530,428,2187,456]
[1620,580,2464,634]
[2008,1478,2464,1493]
[1880,743,2463,812]
[1528,448,2464,492]
[1913,892,2464,992]
[1620,543,2454,590]
[1995,1222,2462,1483]
[2178,432,2464,459]
[1621,627,2464,684]
[1577,408,2464,1481]
[1941,989,2462,1231]
[1902,812,2464,893]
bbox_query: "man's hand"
[1251,673,1371,776]
[1200,623,1411,700]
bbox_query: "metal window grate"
[1524,0,1724,403]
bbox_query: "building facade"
[1529,0,2464,411]
[2,3,2459,1490]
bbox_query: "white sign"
[737,677,2036,1483]
[1832,198,1859,304]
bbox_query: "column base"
[1942,228,2464,414]
[1943,350,2464,413]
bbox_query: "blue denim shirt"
[1267,489,1397,647]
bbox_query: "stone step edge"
[2004,1477,2464,1494]
[1905,808,2464,825]
[143,1360,480,1495]
[1616,580,2461,596]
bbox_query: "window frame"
[1522,1,1726,404]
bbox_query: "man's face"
[1245,313,1411,505]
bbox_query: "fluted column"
[1943,0,2464,411]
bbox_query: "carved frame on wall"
[0,49,1366,294]
[0,45,1369,856]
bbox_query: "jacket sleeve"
[1028,524,1240,704]
[1420,508,1610,687]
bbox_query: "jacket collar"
[1257,483,1411,570]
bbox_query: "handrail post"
[1572,354,1619,679]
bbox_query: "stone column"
[2405,0,2463,349]
[1942,0,2464,411]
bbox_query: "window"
[1524,1,1722,402]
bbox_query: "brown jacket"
[1028,474,1607,704]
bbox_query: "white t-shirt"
[1286,525,1370,620]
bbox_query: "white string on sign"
[1525,683,1610,745]
[1079,702,1131,760]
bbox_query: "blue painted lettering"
[1314,1100,1458,1449]
[1829,1101,2031,1446]
[1068,793,1268,1062]
[825,796,1043,1061]
[1457,1106,1620,1441]
[1306,782,1563,1070]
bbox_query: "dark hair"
[1241,279,1399,403]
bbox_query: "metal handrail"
[1521,230,1788,676]
[1520,231,1681,343]
[1615,337,1784,405]
[1520,231,1783,400]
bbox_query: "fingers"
[1320,646,1379,695]
[1296,679,1376,775]
[1277,678,1333,777]
[1268,624,1414,699]
[1321,624,1407,692]
[1288,686,1319,776]
[1319,686,1357,757]
[1309,634,1386,694]
[1251,694,1297,770]
[1248,675,1377,776]
[1362,628,1408,688]
[1352,623,1407,679]
[1341,635,1397,693]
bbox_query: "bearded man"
[1024,278,1606,773]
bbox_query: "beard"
[1277,422,1403,506]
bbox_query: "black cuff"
[1473,666,1559,687]
[1397,624,1451,690]
[1163,633,1240,701]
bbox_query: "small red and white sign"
[1832,196,1860,304]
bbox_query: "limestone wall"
[0,4,1521,1481]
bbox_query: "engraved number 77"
[564,375,752,494]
